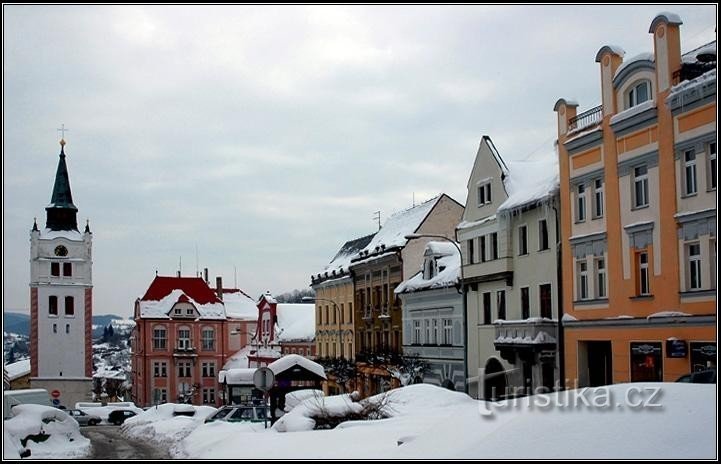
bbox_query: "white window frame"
[477,182,492,206]
[577,260,589,300]
[593,178,604,218]
[576,184,586,222]
[518,225,528,256]
[152,326,167,350]
[633,165,649,208]
[688,242,702,290]
[627,80,651,108]
[413,320,421,344]
[638,251,650,296]
[432,319,439,345]
[595,257,607,299]
[201,327,215,351]
[178,327,192,350]
[684,149,697,196]
[443,319,452,345]
[707,142,716,191]
[538,219,549,251]
[424,320,431,345]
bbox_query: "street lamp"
[302,296,342,359]
[404,233,468,394]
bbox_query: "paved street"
[80,426,170,460]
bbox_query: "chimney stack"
[177,270,181,278]
[216,276,223,301]
[204,267,209,284]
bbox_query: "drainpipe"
[552,202,565,390]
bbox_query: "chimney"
[216,276,223,301]
[177,270,181,278]
[649,13,683,93]
[204,267,209,284]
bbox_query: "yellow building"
[554,13,716,386]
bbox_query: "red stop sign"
[51,390,61,398]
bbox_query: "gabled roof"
[314,233,376,283]
[466,136,509,190]
[138,276,225,319]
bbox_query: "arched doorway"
[484,358,507,400]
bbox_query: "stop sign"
[51,390,61,398]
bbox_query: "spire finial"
[32,217,39,232]
[57,124,68,153]
[84,218,91,234]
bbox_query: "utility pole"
[373,211,381,230]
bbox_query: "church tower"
[30,138,93,406]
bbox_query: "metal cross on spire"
[57,124,69,146]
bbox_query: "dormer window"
[423,258,437,280]
[477,182,492,206]
[627,80,651,108]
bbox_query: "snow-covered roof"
[457,214,497,231]
[497,152,559,214]
[276,304,315,342]
[5,359,31,381]
[668,69,716,99]
[316,233,376,280]
[223,290,259,320]
[353,195,443,261]
[218,368,256,384]
[268,354,326,380]
[137,276,226,319]
[258,291,277,305]
[223,346,252,370]
[609,99,656,126]
[395,242,460,294]
[613,52,654,80]
[38,228,83,241]
[682,41,716,64]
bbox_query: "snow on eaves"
[667,69,716,99]
[218,368,256,384]
[317,233,375,279]
[613,52,654,80]
[138,289,226,319]
[609,99,656,125]
[682,41,716,64]
[647,311,692,319]
[497,153,559,214]
[276,304,315,342]
[268,354,326,379]
[353,196,441,261]
[5,359,31,381]
[457,214,496,231]
[674,207,716,219]
[39,228,83,241]
[396,242,460,294]
[495,331,556,345]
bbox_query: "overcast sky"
[3,5,716,318]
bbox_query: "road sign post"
[253,367,275,429]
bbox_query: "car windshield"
[212,408,233,420]
[230,408,254,420]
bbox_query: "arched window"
[201,327,215,351]
[627,80,651,108]
[65,296,74,316]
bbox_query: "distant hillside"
[3,312,30,336]
[2,312,129,338]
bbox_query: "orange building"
[554,13,716,386]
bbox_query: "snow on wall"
[268,354,326,379]
[276,304,315,341]
[139,289,226,319]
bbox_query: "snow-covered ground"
[3,404,91,460]
[121,403,217,454]
[171,383,715,459]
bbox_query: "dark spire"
[45,139,79,231]
[84,219,91,234]
[32,217,39,232]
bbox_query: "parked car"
[204,405,269,423]
[108,409,137,425]
[675,368,716,383]
[66,409,101,426]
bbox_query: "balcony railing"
[568,104,602,132]
[494,319,557,348]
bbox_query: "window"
[482,292,492,325]
[577,260,589,300]
[432,319,439,345]
[468,238,475,264]
[576,184,586,222]
[185,308,194,316]
[478,182,492,206]
[496,290,506,320]
[178,328,191,350]
[633,165,649,208]
[349,302,353,323]
[518,226,528,255]
[627,80,651,108]
[538,219,549,251]
[595,258,607,299]
[49,296,58,316]
[201,328,215,351]
[443,319,453,345]
[65,323,70,334]
[51,262,60,277]
[153,388,167,404]
[413,320,421,344]
[174,308,182,315]
[521,287,530,319]
[53,323,57,334]
[202,362,216,378]
[153,362,167,377]
[202,388,216,405]
[178,361,192,377]
[708,142,717,190]
[637,251,650,295]
[152,326,167,350]
[63,262,72,277]
[539,284,552,319]
[325,306,329,325]
[480,236,486,263]
[424,320,431,345]
[688,243,702,290]
[490,233,498,260]
[593,179,604,218]
[64,296,74,316]
[684,150,697,195]
[630,342,662,381]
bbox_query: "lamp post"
[404,233,468,394]
[303,296,342,359]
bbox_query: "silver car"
[67,409,102,426]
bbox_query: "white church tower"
[30,138,93,407]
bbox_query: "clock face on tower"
[54,245,68,257]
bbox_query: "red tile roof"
[140,276,222,305]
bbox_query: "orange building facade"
[554,13,716,386]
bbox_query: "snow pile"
[122,403,217,450]
[76,402,142,425]
[139,289,225,319]
[498,154,559,214]
[268,354,326,380]
[5,359,31,381]
[457,214,496,230]
[3,404,90,459]
[223,291,259,320]
[609,99,656,125]
[174,382,714,459]
[276,304,315,341]
[396,242,460,293]
[223,346,252,370]
[219,368,256,384]
[647,311,692,319]
[354,196,441,259]
[273,392,363,432]
[284,389,324,412]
